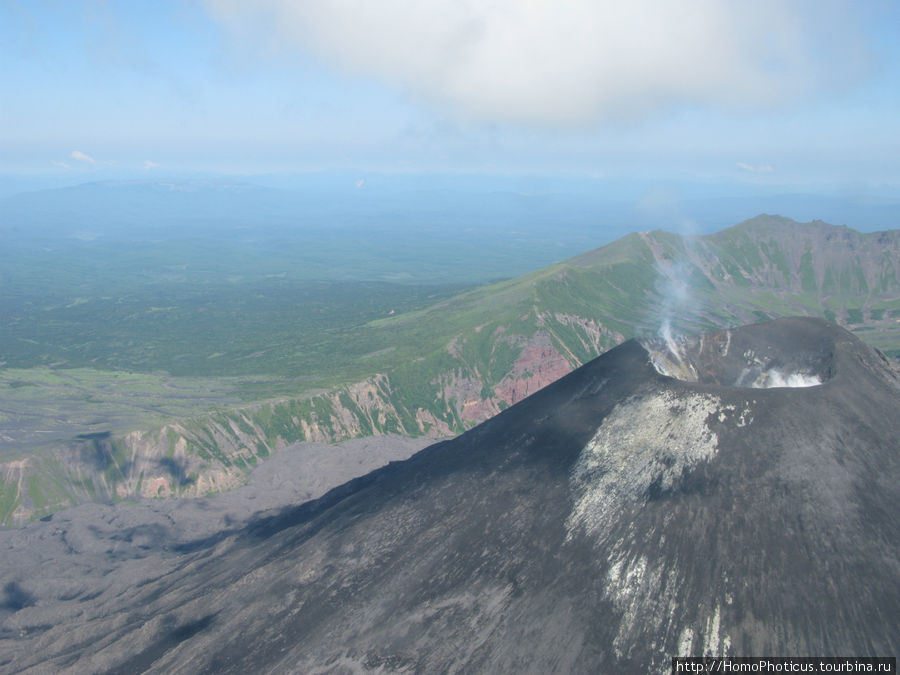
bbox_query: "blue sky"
[2,0,899,189]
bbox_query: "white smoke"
[652,271,692,382]
[645,318,699,383]
[751,369,821,389]
[734,365,822,388]
[205,0,866,126]
[653,215,701,366]
[659,318,679,362]
[646,338,825,389]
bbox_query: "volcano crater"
[642,319,836,389]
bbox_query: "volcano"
[1,317,897,674]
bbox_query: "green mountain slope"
[2,215,898,524]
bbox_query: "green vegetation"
[1,214,898,524]
[0,366,253,458]
[0,278,469,380]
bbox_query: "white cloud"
[69,150,96,165]
[51,160,71,169]
[144,160,160,170]
[737,162,774,173]
[207,0,866,127]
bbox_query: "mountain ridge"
[1,216,898,525]
[1,317,897,672]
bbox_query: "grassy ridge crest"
[2,215,898,524]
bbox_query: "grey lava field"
[1,317,897,673]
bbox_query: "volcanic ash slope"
[1,317,898,674]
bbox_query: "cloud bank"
[69,150,96,165]
[207,0,865,126]
[737,162,774,173]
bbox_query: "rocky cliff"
[2,216,897,525]
[2,318,896,672]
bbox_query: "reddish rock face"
[452,331,575,425]
[458,397,502,424]
[441,371,500,424]
[493,333,573,407]
[6,319,896,674]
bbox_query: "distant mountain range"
[0,178,619,284]
[3,177,899,283]
[2,318,897,671]
[1,215,898,525]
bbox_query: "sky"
[2,0,899,189]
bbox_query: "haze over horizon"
[1,6,899,670]
[2,0,899,204]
